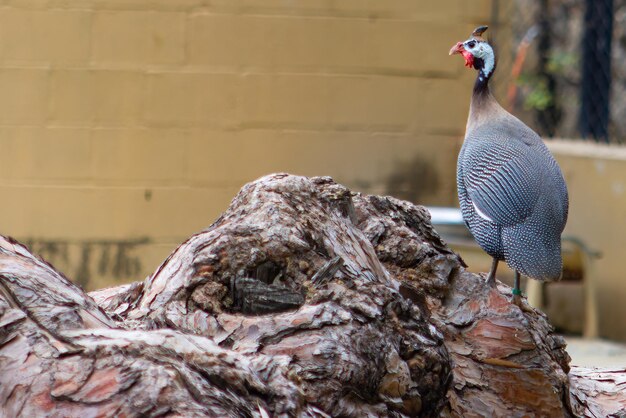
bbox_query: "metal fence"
[489,0,624,144]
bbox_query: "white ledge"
[546,139,626,161]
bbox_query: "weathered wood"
[1,173,624,417]
[350,188,572,417]
[120,174,451,416]
[231,276,305,314]
[569,366,626,417]
[0,235,318,417]
[89,281,144,321]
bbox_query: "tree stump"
[0,173,624,417]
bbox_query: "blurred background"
[0,0,624,346]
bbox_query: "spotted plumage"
[450,26,569,300]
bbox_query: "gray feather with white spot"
[457,113,569,281]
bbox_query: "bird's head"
[449,26,495,79]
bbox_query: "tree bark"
[1,173,624,417]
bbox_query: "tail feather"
[501,222,563,281]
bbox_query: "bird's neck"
[466,57,500,132]
[472,55,494,96]
[467,84,504,133]
[473,73,490,97]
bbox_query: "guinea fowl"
[450,26,569,305]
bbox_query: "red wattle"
[461,51,474,68]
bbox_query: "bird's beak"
[450,42,475,68]
[449,42,464,55]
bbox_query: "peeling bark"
[569,366,626,417]
[0,173,623,417]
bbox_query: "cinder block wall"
[0,1,492,290]
[547,141,626,342]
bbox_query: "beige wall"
[0,2,493,290]
[547,141,626,342]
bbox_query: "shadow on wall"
[22,238,149,289]
[385,155,440,204]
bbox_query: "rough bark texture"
[569,366,626,417]
[1,173,624,417]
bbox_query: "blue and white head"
[449,26,496,82]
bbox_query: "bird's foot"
[486,274,497,288]
[512,294,535,313]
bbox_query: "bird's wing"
[462,139,544,227]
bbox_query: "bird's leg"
[486,258,498,288]
[512,271,522,306]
